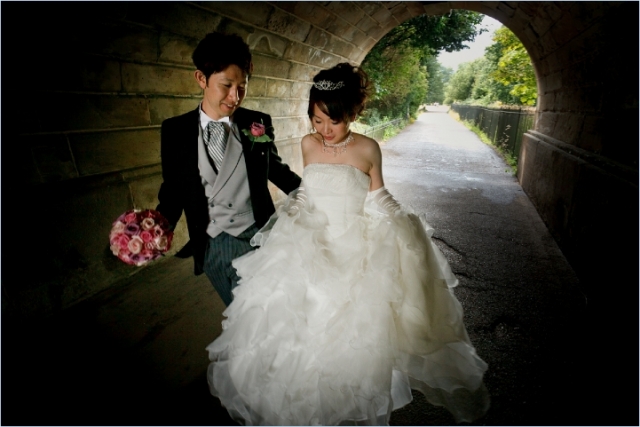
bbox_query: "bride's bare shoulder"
[353,133,382,157]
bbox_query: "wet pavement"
[3,107,635,426]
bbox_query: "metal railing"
[355,118,403,141]
[450,104,535,159]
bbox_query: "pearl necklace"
[322,131,354,156]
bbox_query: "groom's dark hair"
[192,32,252,79]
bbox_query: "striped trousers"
[203,223,260,306]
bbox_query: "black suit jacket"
[156,107,301,275]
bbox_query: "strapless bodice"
[303,163,371,237]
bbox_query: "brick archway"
[6,1,637,319]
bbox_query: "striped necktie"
[203,121,228,171]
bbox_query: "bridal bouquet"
[109,209,173,266]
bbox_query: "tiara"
[313,80,345,91]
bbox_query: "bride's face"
[311,104,351,143]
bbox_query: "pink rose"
[140,230,154,243]
[141,217,155,230]
[124,212,138,223]
[128,236,144,254]
[144,241,156,251]
[250,122,266,137]
[116,234,130,250]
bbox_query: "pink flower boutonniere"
[242,120,273,150]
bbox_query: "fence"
[354,118,403,141]
[449,104,536,159]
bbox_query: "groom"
[156,32,301,306]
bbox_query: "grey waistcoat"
[198,122,255,238]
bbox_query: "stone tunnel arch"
[6,1,637,320]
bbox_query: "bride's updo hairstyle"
[308,63,370,124]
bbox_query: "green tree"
[490,27,537,105]
[425,56,453,104]
[361,11,486,122]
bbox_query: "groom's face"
[196,64,248,120]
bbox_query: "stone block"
[284,42,315,63]
[127,2,223,40]
[149,97,200,125]
[371,7,395,27]
[252,54,292,79]
[359,3,379,16]
[543,2,564,21]
[305,27,330,49]
[356,15,379,33]
[48,55,122,93]
[247,77,268,97]
[70,128,161,176]
[388,3,412,23]
[366,25,389,43]
[247,31,288,58]
[122,63,199,95]
[24,134,79,183]
[288,63,319,83]
[202,1,274,29]
[544,71,562,92]
[325,2,365,26]
[291,82,312,100]
[309,49,342,68]
[324,35,355,59]
[271,1,296,14]
[537,92,555,112]
[71,22,160,63]
[576,115,604,154]
[273,116,312,140]
[539,31,559,57]
[404,1,426,18]
[267,8,312,42]
[294,2,336,29]
[325,18,356,40]
[40,94,151,132]
[536,112,558,136]
[127,169,164,210]
[350,30,371,48]
[553,113,584,146]
[421,2,455,16]
[158,33,199,66]
[266,79,293,99]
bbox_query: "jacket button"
[211,219,216,223]
[230,219,234,223]
[228,203,232,207]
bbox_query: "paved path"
[4,108,611,425]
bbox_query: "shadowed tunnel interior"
[2,2,638,425]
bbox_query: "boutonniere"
[242,120,273,150]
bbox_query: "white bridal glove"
[287,185,307,216]
[366,186,402,215]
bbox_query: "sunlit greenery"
[444,26,537,106]
[360,11,485,124]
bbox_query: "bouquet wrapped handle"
[109,209,174,266]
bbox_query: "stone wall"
[4,1,637,321]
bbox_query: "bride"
[206,63,490,425]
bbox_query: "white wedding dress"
[206,163,489,426]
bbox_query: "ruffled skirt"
[206,201,489,425]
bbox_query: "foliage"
[443,26,536,106]
[425,56,454,104]
[361,11,486,124]
[490,27,537,105]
